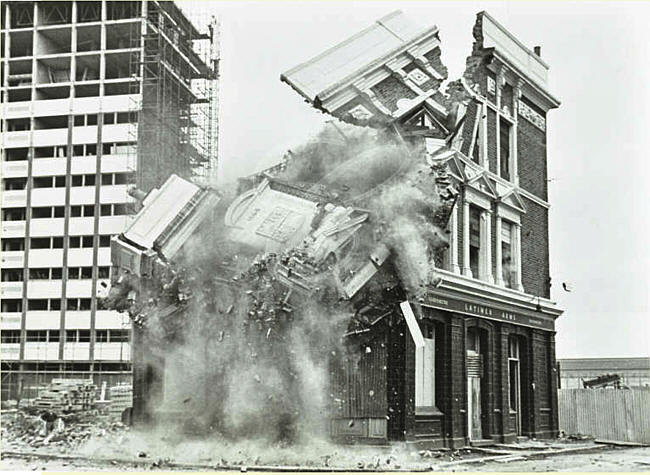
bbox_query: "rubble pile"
[33,379,96,413]
[1,409,127,453]
[108,384,133,418]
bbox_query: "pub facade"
[283,10,563,447]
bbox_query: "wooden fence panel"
[558,388,650,443]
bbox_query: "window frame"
[495,203,523,291]
[1,330,22,344]
[109,329,129,343]
[499,116,513,181]
[27,299,49,311]
[25,330,48,342]
[501,220,515,289]
[468,205,482,279]
[508,335,521,413]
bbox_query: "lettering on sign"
[245,207,261,223]
[424,291,554,331]
[518,100,546,131]
[256,207,304,243]
[501,311,517,321]
[429,296,448,306]
[465,303,493,316]
[271,212,304,243]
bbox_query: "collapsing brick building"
[280,10,564,446]
[112,10,563,448]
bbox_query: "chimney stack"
[533,46,541,57]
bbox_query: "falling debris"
[97,6,565,452]
[104,123,456,441]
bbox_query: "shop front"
[382,283,561,448]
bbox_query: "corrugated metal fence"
[558,388,650,443]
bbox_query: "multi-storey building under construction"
[1,0,219,400]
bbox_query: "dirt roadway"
[453,446,650,472]
[2,445,650,472]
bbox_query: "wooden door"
[508,337,522,435]
[468,375,482,439]
[466,328,482,440]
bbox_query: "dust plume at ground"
[106,122,452,446]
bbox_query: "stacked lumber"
[108,384,132,417]
[33,379,97,413]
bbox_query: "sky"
[179,1,650,359]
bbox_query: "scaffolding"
[0,0,219,403]
[127,0,219,193]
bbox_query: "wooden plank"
[559,388,650,444]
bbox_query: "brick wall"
[490,211,498,280]
[531,330,550,434]
[520,198,550,298]
[447,315,466,442]
[403,60,442,92]
[392,309,558,445]
[456,200,464,272]
[517,112,548,201]
[335,96,378,120]
[371,76,417,113]
[403,324,416,439]
[459,101,478,157]
[547,332,559,435]
[423,47,449,80]
[387,317,407,440]
[486,109,498,174]
[485,71,496,104]
[497,325,509,436]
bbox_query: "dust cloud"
[109,121,452,449]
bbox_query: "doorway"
[508,336,522,435]
[466,328,483,440]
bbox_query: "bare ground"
[2,435,649,472]
[3,410,649,472]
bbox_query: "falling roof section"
[123,174,201,250]
[281,11,434,103]
[224,179,321,253]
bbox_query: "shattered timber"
[105,10,564,448]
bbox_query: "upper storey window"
[501,220,514,288]
[499,118,511,181]
[469,205,481,278]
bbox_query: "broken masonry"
[106,9,563,447]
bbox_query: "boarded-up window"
[415,325,435,409]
